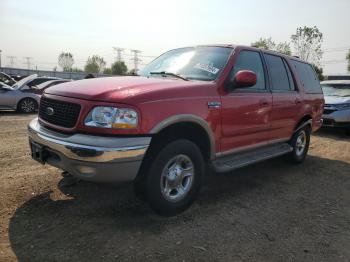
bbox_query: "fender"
[150,114,216,160]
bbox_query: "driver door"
[220,50,272,153]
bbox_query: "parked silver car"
[321,80,350,134]
[0,74,60,113]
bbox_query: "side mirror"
[231,70,257,88]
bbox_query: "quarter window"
[231,51,265,90]
[291,60,322,94]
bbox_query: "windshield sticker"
[194,63,220,74]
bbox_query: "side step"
[212,143,293,173]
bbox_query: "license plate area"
[29,140,47,164]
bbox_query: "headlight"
[335,103,350,110]
[85,106,138,129]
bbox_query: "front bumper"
[27,118,151,182]
[322,108,350,128]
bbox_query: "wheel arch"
[294,115,313,133]
[149,114,216,161]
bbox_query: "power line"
[23,56,33,70]
[7,56,16,67]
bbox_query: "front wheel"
[287,126,311,164]
[144,139,204,216]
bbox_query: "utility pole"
[113,47,124,62]
[0,50,2,68]
[7,56,16,67]
[23,57,33,70]
[130,49,142,72]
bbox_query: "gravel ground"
[0,112,349,262]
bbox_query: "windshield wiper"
[149,71,189,81]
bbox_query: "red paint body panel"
[41,45,324,158]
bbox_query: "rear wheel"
[287,126,311,163]
[17,98,37,113]
[144,139,204,216]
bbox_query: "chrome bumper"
[27,118,151,182]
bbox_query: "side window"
[265,54,291,91]
[291,60,322,94]
[231,51,265,90]
[283,60,295,91]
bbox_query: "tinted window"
[265,54,290,91]
[291,61,322,93]
[231,51,265,90]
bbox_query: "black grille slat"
[39,97,81,128]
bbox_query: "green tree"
[58,52,74,71]
[111,61,128,75]
[84,55,106,73]
[71,67,84,73]
[251,37,291,55]
[313,65,324,81]
[291,26,323,65]
[103,68,112,74]
[346,49,350,73]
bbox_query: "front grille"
[39,97,81,128]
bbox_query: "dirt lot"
[0,112,349,262]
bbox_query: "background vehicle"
[33,79,71,94]
[0,74,63,113]
[28,45,324,215]
[321,80,350,134]
[0,72,16,86]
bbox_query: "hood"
[324,95,350,105]
[44,76,215,103]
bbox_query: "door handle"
[295,98,302,104]
[259,99,269,107]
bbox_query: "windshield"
[140,46,233,81]
[321,84,350,97]
[12,74,38,89]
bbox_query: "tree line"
[58,53,128,75]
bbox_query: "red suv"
[28,45,324,215]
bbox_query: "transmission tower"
[23,57,33,70]
[113,47,124,62]
[7,56,16,67]
[130,49,142,72]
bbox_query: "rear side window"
[291,61,322,94]
[231,50,265,90]
[265,54,292,91]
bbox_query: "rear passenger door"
[264,54,302,141]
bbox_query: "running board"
[212,143,293,173]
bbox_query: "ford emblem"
[46,107,54,116]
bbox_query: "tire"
[17,98,37,113]
[345,129,350,136]
[287,125,311,164]
[144,139,204,216]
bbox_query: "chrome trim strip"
[28,118,150,163]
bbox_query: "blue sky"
[0,0,349,74]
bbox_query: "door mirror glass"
[232,70,257,88]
